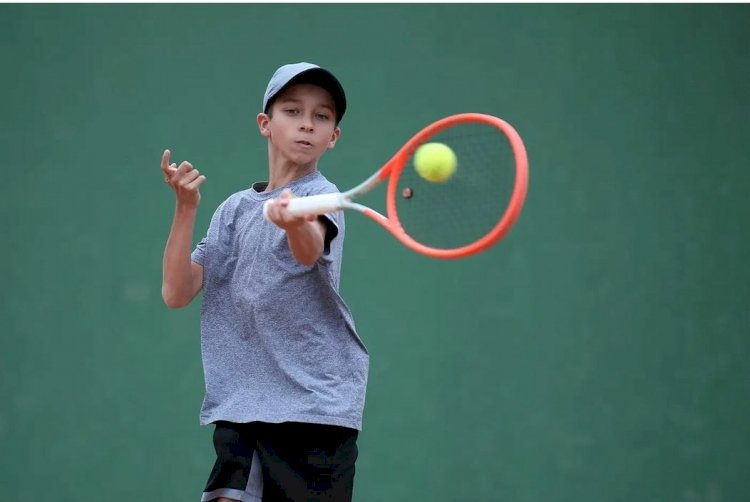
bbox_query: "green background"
[1,4,748,501]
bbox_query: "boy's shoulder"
[295,170,339,196]
[216,186,256,208]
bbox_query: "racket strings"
[394,123,516,250]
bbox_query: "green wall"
[1,4,748,501]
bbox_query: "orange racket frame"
[264,113,529,259]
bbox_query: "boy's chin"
[287,149,323,166]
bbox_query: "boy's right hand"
[162,149,206,208]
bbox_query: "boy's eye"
[315,113,331,120]
[284,109,299,115]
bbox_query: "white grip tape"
[263,192,344,221]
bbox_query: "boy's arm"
[160,149,206,308]
[265,189,326,266]
[285,218,327,266]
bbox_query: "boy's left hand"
[265,189,317,230]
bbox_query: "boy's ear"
[327,126,341,150]
[257,113,271,138]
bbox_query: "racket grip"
[263,192,345,221]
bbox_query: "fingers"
[161,149,170,171]
[266,191,310,229]
[175,160,193,176]
[265,198,284,222]
[161,149,181,184]
[186,175,207,191]
[162,153,205,194]
[161,149,172,181]
[179,168,201,186]
[278,188,294,207]
[173,164,201,187]
[166,160,194,186]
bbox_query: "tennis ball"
[413,142,457,183]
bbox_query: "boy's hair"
[263,62,347,125]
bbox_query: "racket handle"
[263,192,345,221]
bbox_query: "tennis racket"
[263,113,529,259]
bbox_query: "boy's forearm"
[286,220,325,266]
[162,204,199,307]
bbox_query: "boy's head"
[262,62,346,125]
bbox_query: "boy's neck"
[264,152,318,192]
[265,164,317,192]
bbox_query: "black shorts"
[202,421,359,502]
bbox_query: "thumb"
[280,188,295,199]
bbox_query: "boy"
[161,62,369,502]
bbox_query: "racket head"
[380,113,529,259]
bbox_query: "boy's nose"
[299,115,314,131]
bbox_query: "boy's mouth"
[295,140,313,148]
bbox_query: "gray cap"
[262,62,347,123]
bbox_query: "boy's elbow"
[294,248,323,267]
[164,298,186,309]
[162,286,189,309]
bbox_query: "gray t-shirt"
[191,170,369,430]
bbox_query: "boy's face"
[258,83,341,165]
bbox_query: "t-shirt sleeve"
[319,211,343,261]
[191,199,228,266]
[191,236,207,265]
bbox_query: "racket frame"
[266,113,529,259]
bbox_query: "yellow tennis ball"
[414,142,457,183]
